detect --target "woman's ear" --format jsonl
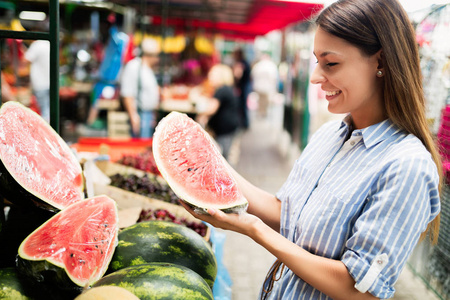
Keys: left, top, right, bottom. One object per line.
{"left": 376, "top": 49, "right": 384, "bottom": 70}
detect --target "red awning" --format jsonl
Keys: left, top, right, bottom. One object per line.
{"left": 150, "top": 1, "right": 324, "bottom": 40}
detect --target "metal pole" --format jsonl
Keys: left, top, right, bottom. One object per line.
{"left": 160, "top": 0, "right": 168, "bottom": 86}
{"left": 49, "top": 0, "right": 60, "bottom": 132}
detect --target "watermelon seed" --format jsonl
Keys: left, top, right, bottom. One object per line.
{"left": 70, "top": 253, "right": 74, "bottom": 257}
{"left": 95, "top": 245, "right": 98, "bottom": 248}
{"left": 188, "top": 168, "right": 193, "bottom": 171}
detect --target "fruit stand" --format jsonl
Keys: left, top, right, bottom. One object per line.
{"left": 0, "top": 102, "right": 234, "bottom": 299}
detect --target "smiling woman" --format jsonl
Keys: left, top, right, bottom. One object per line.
{"left": 181, "top": 1, "right": 443, "bottom": 300}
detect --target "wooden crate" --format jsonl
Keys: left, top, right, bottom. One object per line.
{"left": 93, "top": 161, "right": 210, "bottom": 240}
{"left": 107, "top": 111, "right": 131, "bottom": 138}
{"left": 94, "top": 183, "right": 209, "bottom": 240}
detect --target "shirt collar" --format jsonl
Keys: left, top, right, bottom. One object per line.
{"left": 337, "top": 115, "right": 402, "bottom": 148}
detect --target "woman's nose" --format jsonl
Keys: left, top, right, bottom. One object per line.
{"left": 310, "top": 65, "right": 325, "bottom": 84}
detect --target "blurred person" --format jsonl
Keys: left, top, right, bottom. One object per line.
{"left": 196, "top": 64, "right": 240, "bottom": 160}
{"left": 120, "top": 38, "right": 161, "bottom": 138}
{"left": 183, "top": 0, "right": 442, "bottom": 299}
{"left": 251, "top": 52, "right": 278, "bottom": 118}
{"left": 1, "top": 72, "right": 15, "bottom": 103}
{"left": 232, "top": 47, "right": 252, "bottom": 129}
{"left": 25, "top": 39, "right": 50, "bottom": 122}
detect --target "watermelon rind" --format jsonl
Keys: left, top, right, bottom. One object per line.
{"left": 108, "top": 220, "right": 217, "bottom": 288}
{"left": 93, "top": 263, "right": 214, "bottom": 300}
{"left": 16, "top": 196, "right": 119, "bottom": 292}
{"left": 0, "top": 267, "right": 33, "bottom": 299}
{"left": 152, "top": 111, "right": 248, "bottom": 214}
{"left": 16, "top": 257, "right": 84, "bottom": 299}
{"left": 0, "top": 204, "right": 54, "bottom": 268}
{"left": 75, "top": 286, "right": 140, "bottom": 300}
{"left": 0, "top": 101, "right": 84, "bottom": 212}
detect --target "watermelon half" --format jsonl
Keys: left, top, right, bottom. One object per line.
{"left": 152, "top": 111, "right": 248, "bottom": 213}
{"left": 0, "top": 101, "right": 84, "bottom": 211}
{"left": 16, "top": 195, "right": 119, "bottom": 298}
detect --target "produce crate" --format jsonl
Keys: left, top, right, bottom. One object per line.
{"left": 107, "top": 111, "right": 131, "bottom": 139}
{"left": 71, "top": 138, "right": 153, "bottom": 162}
{"left": 95, "top": 160, "right": 164, "bottom": 184}
{"left": 93, "top": 183, "right": 210, "bottom": 240}
{"left": 96, "top": 98, "right": 120, "bottom": 110}
{"left": 93, "top": 161, "right": 210, "bottom": 240}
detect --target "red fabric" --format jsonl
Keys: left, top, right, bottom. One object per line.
{"left": 437, "top": 105, "right": 450, "bottom": 182}
{"left": 123, "top": 33, "right": 135, "bottom": 64}
{"left": 152, "top": 1, "right": 324, "bottom": 40}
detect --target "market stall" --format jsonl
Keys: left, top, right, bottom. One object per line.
{"left": 0, "top": 1, "right": 325, "bottom": 299}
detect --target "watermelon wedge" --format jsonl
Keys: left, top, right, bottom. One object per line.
{"left": 0, "top": 101, "right": 84, "bottom": 211}
{"left": 152, "top": 111, "right": 248, "bottom": 213}
{"left": 16, "top": 195, "right": 119, "bottom": 297}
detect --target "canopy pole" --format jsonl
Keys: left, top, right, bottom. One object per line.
{"left": 49, "top": 0, "right": 60, "bottom": 132}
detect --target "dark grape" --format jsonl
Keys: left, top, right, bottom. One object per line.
{"left": 137, "top": 208, "right": 208, "bottom": 237}
{"left": 117, "top": 147, "right": 161, "bottom": 175}
{"left": 109, "top": 173, "right": 181, "bottom": 205}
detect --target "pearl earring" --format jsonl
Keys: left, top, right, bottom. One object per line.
{"left": 377, "top": 70, "right": 383, "bottom": 76}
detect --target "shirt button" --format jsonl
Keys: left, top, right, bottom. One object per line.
{"left": 350, "top": 141, "right": 355, "bottom": 146}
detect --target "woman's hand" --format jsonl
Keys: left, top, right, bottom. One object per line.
{"left": 180, "top": 202, "right": 262, "bottom": 237}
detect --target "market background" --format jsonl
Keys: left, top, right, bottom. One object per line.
{"left": 0, "top": 0, "right": 449, "bottom": 299}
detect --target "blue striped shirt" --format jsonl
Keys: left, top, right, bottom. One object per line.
{"left": 264, "top": 116, "right": 440, "bottom": 299}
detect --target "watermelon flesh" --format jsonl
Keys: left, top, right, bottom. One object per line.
{"left": 18, "top": 195, "right": 119, "bottom": 287}
{"left": 0, "top": 101, "right": 84, "bottom": 210}
{"left": 153, "top": 111, "right": 248, "bottom": 213}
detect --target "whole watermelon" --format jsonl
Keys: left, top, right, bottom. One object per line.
{"left": 0, "top": 267, "right": 33, "bottom": 299}
{"left": 108, "top": 220, "right": 217, "bottom": 288}
{"left": 94, "top": 263, "right": 214, "bottom": 300}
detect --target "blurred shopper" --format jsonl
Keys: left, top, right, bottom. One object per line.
{"left": 232, "top": 47, "right": 252, "bottom": 129}
{"left": 25, "top": 39, "right": 50, "bottom": 122}
{"left": 1, "top": 73, "right": 15, "bottom": 103}
{"left": 196, "top": 64, "right": 239, "bottom": 160}
{"left": 183, "top": 0, "right": 442, "bottom": 299}
{"left": 251, "top": 52, "right": 278, "bottom": 118}
{"left": 120, "top": 38, "right": 161, "bottom": 138}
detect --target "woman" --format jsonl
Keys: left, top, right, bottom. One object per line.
{"left": 196, "top": 64, "right": 240, "bottom": 160}
{"left": 184, "top": 0, "right": 442, "bottom": 299}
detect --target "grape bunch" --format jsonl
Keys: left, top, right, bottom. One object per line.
{"left": 117, "top": 148, "right": 161, "bottom": 175}
{"left": 109, "top": 173, "right": 181, "bottom": 205}
{"left": 138, "top": 208, "right": 208, "bottom": 237}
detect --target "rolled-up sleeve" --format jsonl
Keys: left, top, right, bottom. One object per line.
{"left": 341, "top": 155, "right": 440, "bottom": 299}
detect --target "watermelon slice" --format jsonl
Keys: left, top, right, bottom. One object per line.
{"left": 0, "top": 101, "right": 84, "bottom": 211}
{"left": 16, "top": 195, "right": 119, "bottom": 297}
{"left": 152, "top": 111, "right": 248, "bottom": 213}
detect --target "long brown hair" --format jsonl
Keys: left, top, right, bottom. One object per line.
{"left": 316, "top": 0, "right": 442, "bottom": 243}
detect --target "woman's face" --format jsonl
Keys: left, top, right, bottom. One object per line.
{"left": 310, "top": 27, "right": 385, "bottom": 129}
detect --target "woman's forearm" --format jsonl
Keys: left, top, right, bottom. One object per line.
{"left": 228, "top": 165, "right": 281, "bottom": 231}
{"left": 251, "top": 221, "right": 378, "bottom": 300}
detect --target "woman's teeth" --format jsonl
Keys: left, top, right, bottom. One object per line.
{"left": 326, "top": 90, "right": 341, "bottom": 96}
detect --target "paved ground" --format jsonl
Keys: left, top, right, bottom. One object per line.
{"left": 219, "top": 108, "right": 441, "bottom": 300}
